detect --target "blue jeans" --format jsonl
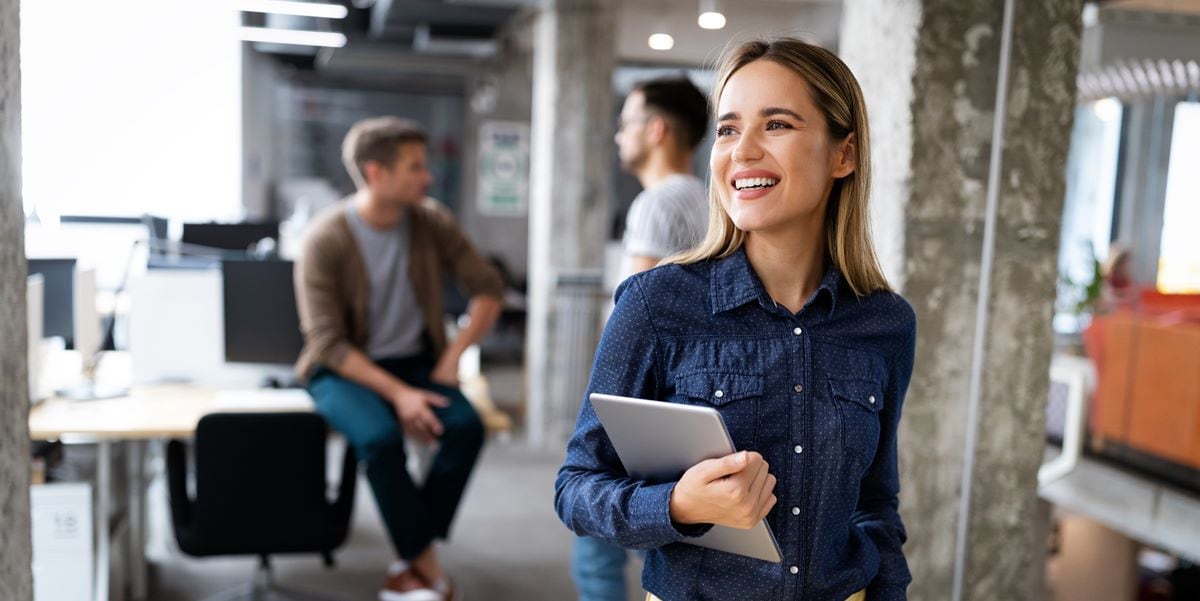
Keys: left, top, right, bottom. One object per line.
{"left": 572, "top": 535, "right": 627, "bottom": 601}
{"left": 307, "top": 356, "right": 484, "bottom": 560}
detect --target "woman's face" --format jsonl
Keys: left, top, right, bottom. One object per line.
{"left": 710, "top": 59, "right": 854, "bottom": 237}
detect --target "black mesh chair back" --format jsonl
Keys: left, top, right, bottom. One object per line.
{"left": 167, "top": 412, "right": 356, "bottom": 565}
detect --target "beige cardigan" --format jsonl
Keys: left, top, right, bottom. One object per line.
{"left": 293, "top": 199, "right": 505, "bottom": 382}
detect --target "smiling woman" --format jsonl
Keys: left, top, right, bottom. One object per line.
{"left": 555, "top": 38, "right": 916, "bottom": 601}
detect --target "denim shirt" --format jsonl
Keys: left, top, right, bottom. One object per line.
{"left": 554, "top": 248, "right": 916, "bottom": 601}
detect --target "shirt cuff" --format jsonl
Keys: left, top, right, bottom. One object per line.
{"left": 628, "top": 481, "right": 713, "bottom": 543}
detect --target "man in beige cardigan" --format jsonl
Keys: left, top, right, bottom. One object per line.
{"left": 296, "top": 117, "right": 504, "bottom": 601}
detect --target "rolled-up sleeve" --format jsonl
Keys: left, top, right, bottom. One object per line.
{"left": 854, "top": 301, "right": 916, "bottom": 600}
{"left": 554, "top": 276, "right": 710, "bottom": 549}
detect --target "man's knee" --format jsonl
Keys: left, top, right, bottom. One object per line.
{"left": 441, "top": 396, "right": 485, "bottom": 447}
{"left": 357, "top": 426, "right": 407, "bottom": 463}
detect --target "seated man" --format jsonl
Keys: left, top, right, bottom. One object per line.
{"left": 295, "top": 116, "right": 504, "bottom": 601}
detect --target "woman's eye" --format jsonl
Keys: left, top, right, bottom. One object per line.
{"left": 716, "top": 125, "right": 737, "bottom": 137}
{"left": 766, "top": 120, "right": 793, "bottom": 131}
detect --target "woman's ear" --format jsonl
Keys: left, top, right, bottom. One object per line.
{"left": 832, "top": 133, "right": 856, "bottom": 179}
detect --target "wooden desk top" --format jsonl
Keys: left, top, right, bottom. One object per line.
{"left": 29, "top": 386, "right": 314, "bottom": 441}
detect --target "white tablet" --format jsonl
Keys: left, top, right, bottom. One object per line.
{"left": 589, "top": 392, "right": 783, "bottom": 563}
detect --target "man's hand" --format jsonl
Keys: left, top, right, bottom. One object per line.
{"left": 430, "top": 349, "right": 461, "bottom": 386}
{"left": 390, "top": 385, "right": 450, "bottom": 444}
{"left": 668, "top": 451, "right": 777, "bottom": 530}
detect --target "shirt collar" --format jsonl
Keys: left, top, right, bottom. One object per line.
{"left": 710, "top": 246, "right": 841, "bottom": 317}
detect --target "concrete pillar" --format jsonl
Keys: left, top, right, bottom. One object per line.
{"left": 841, "top": 1, "right": 1083, "bottom": 600}
{"left": 0, "top": 0, "right": 34, "bottom": 597}
{"left": 525, "top": 0, "right": 615, "bottom": 447}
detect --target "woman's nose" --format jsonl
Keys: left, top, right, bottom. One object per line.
{"left": 731, "top": 131, "right": 764, "bottom": 163}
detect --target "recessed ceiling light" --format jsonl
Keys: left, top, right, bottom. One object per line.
{"left": 698, "top": 11, "right": 725, "bottom": 30}
{"left": 648, "top": 33, "right": 674, "bottom": 51}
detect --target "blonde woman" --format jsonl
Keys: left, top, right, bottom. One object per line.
{"left": 555, "top": 38, "right": 914, "bottom": 601}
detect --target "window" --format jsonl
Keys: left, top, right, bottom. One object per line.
{"left": 20, "top": 1, "right": 242, "bottom": 222}
{"left": 1157, "top": 101, "right": 1200, "bottom": 293}
{"left": 1055, "top": 98, "right": 1123, "bottom": 333}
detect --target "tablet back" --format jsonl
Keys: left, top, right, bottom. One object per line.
{"left": 590, "top": 392, "right": 783, "bottom": 563}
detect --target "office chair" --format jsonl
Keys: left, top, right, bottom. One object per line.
{"left": 167, "top": 412, "right": 357, "bottom": 601}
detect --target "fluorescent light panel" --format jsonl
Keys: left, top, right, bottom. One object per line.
{"left": 239, "top": 1, "right": 349, "bottom": 19}
{"left": 239, "top": 26, "right": 348, "bottom": 47}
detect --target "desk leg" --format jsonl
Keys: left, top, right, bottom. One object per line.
{"left": 95, "top": 440, "right": 111, "bottom": 601}
{"left": 127, "top": 440, "right": 148, "bottom": 601}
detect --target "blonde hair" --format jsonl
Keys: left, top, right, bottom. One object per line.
{"left": 669, "top": 38, "right": 891, "bottom": 297}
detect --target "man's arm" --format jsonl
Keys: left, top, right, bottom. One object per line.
{"left": 430, "top": 294, "right": 502, "bottom": 385}
{"left": 423, "top": 200, "right": 506, "bottom": 384}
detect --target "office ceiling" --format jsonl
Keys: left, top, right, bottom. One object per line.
{"left": 252, "top": 0, "right": 843, "bottom": 70}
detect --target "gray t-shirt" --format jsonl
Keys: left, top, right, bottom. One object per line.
{"left": 621, "top": 173, "right": 708, "bottom": 277}
{"left": 345, "top": 205, "right": 426, "bottom": 360}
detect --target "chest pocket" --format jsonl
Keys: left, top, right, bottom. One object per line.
{"left": 675, "top": 371, "right": 763, "bottom": 450}
{"left": 829, "top": 378, "right": 884, "bottom": 468}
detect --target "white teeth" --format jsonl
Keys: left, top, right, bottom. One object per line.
{"left": 733, "top": 177, "right": 779, "bottom": 190}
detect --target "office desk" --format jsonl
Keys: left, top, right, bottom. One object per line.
{"left": 30, "top": 379, "right": 313, "bottom": 601}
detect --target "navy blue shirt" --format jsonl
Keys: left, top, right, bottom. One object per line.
{"left": 555, "top": 248, "right": 915, "bottom": 601}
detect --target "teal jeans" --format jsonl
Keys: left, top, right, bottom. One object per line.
{"left": 307, "top": 356, "right": 484, "bottom": 560}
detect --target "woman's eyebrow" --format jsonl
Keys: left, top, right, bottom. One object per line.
{"left": 716, "top": 107, "right": 806, "bottom": 122}
{"left": 762, "top": 107, "right": 804, "bottom": 121}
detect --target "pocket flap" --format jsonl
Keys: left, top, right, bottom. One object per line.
{"left": 676, "top": 371, "right": 763, "bottom": 405}
{"left": 829, "top": 379, "right": 883, "bottom": 412}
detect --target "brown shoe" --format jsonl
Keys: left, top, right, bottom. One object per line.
{"left": 430, "top": 577, "right": 462, "bottom": 601}
{"left": 379, "top": 568, "right": 440, "bottom": 601}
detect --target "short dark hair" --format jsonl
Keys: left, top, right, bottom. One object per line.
{"left": 341, "top": 116, "right": 428, "bottom": 188}
{"left": 633, "top": 76, "right": 709, "bottom": 150}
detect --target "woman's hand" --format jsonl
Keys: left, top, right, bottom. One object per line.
{"left": 668, "top": 451, "right": 778, "bottom": 530}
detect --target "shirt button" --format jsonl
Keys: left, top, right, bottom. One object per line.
{"left": 792, "top": 327, "right": 803, "bottom": 335}
{"left": 793, "top": 384, "right": 803, "bottom": 393}
{"left": 793, "top": 445, "right": 803, "bottom": 454}
{"left": 869, "top": 395, "right": 876, "bottom": 404}
{"left": 791, "top": 506, "right": 800, "bottom": 515}
{"left": 789, "top": 565, "right": 799, "bottom": 575}
{"left": 714, "top": 390, "right": 724, "bottom": 399}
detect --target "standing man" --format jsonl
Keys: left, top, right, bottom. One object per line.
{"left": 296, "top": 116, "right": 504, "bottom": 601}
{"left": 572, "top": 77, "right": 710, "bottom": 601}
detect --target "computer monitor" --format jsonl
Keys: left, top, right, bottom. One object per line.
{"left": 221, "top": 259, "right": 303, "bottom": 365}
{"left": 27, "top": 258, "right": 76, "bottom": 347}
{"left": 183, "top": 221, "right": 279, "bottom": 253}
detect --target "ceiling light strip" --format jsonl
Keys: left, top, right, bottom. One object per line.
{"left": 238, "top": 26, "right": 348, "bottom": 47}
{"left": 239, "top": 0, "right": 349, "bottom": 20}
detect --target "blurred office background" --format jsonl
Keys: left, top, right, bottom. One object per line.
{"left": 2, "top": 1, "right": 1200, "bottom": 600}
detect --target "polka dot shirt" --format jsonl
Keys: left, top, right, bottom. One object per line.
{"left": 554, "top": 247, "right": 916, "bottom": 601}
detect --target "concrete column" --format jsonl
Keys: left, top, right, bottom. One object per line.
{"left": 841, "top": 1, "right": 1083, "bottom": 600}
{"left": 525, "top": 0, "right": 615, "bottom": 447}
{"left": 0, "top": 0, "right": 34, "bottom": 597}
